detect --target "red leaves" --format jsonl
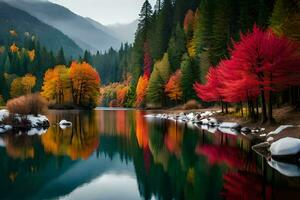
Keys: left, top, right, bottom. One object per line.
{"left": 194, "top": 26, "right": 300, "bottom": 103}
{"left": 194, "top": 67, "right": 223, "bottom": 102}
{"left": 143, "top": 42, "right": 152, "bottom": 78}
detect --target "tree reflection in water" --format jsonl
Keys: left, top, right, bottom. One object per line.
{"left": 0, "top": 109, "right": 299, "bottom": 200}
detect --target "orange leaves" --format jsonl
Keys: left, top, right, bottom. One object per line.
{"left": 41, "top": 65, "right": 70, "bottom": 103}
{"left": 70, "top": 61, "right": 101, "bottom": 106}
{"left": 135, "top": 111, "right": 149, "bottom": 149}
{"left": 27, "top": 50, "right": 35, "bottom": 61}
{"left": 165, "top": 70, "right": 182, "bottom": 101}
{"left": 99, "top": 78, "right": 131, "bottom": 107}
{"left": 116, "top": 86, "right": 129, "bottom": 106}
{"left": 42, "top": 61, "right": 101, "bottom": 107}
{"left": 135, "top": 75, "right": 149, "bottom": 107}
{"left": 10, "top": 43, "right": 19, "bottom": 53}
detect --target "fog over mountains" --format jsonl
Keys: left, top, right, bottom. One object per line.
{"left": 4, "top": 0, "right": 137, "bottom": 53}
{"left": 0, "top": 1, "right": 82, "bottom": 57}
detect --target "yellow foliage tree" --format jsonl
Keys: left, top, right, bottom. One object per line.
{"left": 21, "top": 74, "right": 36, "bottom": 94}
{"left": 10, "top": 78, "right": 24, "bottom": 98}
{"left": 41, "top": 65, "right": 71, "bottom": 104}
{"left": 10, "top": 74, "right": 37, "bottom": 98}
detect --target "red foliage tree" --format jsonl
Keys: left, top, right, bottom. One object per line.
{"left": 194, "top": 26, "right": 300, "bottom": 121}
{"left": 143, "top": 42, "right": 152, "bottom": 78}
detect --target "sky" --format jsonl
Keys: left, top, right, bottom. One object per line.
{"left": 49, "top": 0, "right": 156, "bottom": 25}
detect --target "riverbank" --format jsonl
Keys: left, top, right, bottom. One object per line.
{"left": 162, "top": 106, "right": 299, "bottom": 131}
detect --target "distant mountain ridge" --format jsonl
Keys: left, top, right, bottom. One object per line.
{"left": 6, "top": 0, "right": 122, "bottom": 53}
{"left": 0, "top": 1, "right": 82, "bottom": 57}
{"left": 86, "top": 18, "right": 138, "bottom": 43}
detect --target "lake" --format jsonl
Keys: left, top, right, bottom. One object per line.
{"left": 0, "top": 109, "right": 300, "bottom": 200}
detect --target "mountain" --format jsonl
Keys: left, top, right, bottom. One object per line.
{"left": 86, "top": 18, "right": 138, "bottom": 44}
{"left": 106, "top": 20, "right": 139, "bottom": 43}
{"left": 6, "top": 0, "right": 121, "bottom": 53}
{"left": 0, "top": 1, "right": 82, "bottom": 57}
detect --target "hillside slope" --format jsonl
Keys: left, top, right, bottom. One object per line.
{"left": 7, "top": 0, "right": 121, "bottom": 52}
{"left": 0, "top": 1, "right": 82, "bottom": 57}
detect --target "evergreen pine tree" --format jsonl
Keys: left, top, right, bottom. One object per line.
{"left": 180, "top": 54, "right": 198, "bottom": 102}
{"left": 56, "top": 47, "right": 66, "bottom": 65}
{"left": 147, "top": 53, "right": 170, "bottom": 106}
{"left": 167, "top": 23, "right": 186, "bottom": 71}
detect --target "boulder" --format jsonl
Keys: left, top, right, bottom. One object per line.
{"left": 59, "top": 120, "right": 72, "bottom": 129}
{"left": 219, "top": 122, "right": 241, "bottom": 130}
{"left": 267, "top": 125, "right": 294, "bottom": 136}
{"left": 0, "top": 109, "right": 9, "bottom": 122}
{"left": 270, "top": 137, "right": 300, "bottom": 156}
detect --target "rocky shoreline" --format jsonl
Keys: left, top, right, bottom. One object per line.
{"left": 0, "top": 109, "right": 50, "bottom": 135}
{"left": 146, "top": 110, "right": 300, "bottom": 176}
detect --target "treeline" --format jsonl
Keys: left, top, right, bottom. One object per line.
{"left": 100, "top": 0, "right": 295, "bottom": 109}
{"left": 0, "top": 30, "right": 71, "bottom": 103}
{"left": 99, "top": 0, "right": 300, "bottom": 123}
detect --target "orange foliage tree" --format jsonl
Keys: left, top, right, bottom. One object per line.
{"left": 165, "top": 70, "right": 182, "bottom": 102}
{"left": 135, "top": 75, "right": 149, "bottom": 107}
{"left": 10, "top": 43, "right": 19, "bottom": 53}
{"left": 116, "top": 86, "right": 130, "bottom": 106}
{"left": 69, "top": 61, "right": 101, "bottom": 107}
{"left": 42, "top": 62, "right": 100, "bottom": 107}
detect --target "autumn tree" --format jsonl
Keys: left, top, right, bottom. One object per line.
{"left": 41, "top": 65, "right": 71, "bottom": 104}
{"left": 136, "top": 75, "right": 149, "bottom": 107}
{"left": 21, "top": 74, "right": 36, "bottom": 94}
{"left": 143, "top": 42, "right": 152, "bottom": 78}
{"left": 69, "top": 61, "right": 101, "bottom": 107}
{"left": 10, "top": 78, "right": 24, "bottom": 98}
{"left": 165, "top": 70, "right": 182, "bottom": 102}
{"left": 10, "top": 74, "right": 37, "bottom": 98}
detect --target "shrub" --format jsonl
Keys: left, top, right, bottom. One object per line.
{"left": 6, "top": 93, "right": 48, "bottom": 116}
{"left": 182, "top": 100, "right": 201, "bottom": 110}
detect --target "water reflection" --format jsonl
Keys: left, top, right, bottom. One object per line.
{"left": 0, "top": 109, "right": 299, "bottom": 200}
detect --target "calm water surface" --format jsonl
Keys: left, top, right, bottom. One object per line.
{"left": 0, "top": 109, "right": 300, "bottom": 200}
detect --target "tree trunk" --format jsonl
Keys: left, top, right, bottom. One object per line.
{"left": 261, "top": 90, "right": 268, "bottom": 123}
{"left": 268, "top": 91, "right": 275, "bottom": 123}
